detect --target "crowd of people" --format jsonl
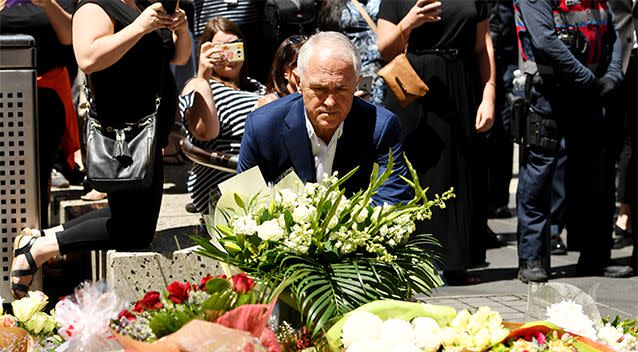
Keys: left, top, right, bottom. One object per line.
{"left": 1, "top": 0, "right": 636, "bottom": 299}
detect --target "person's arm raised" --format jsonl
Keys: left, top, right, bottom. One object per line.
{"left": 32, "top": 0, "right": 72, "bottom": 45}
{"left": 73, "top": 2, "right": 172, "bottom": 74}
{"left": 168, "top": 4, "right": 192, "bottom": 65}
{"left": 180, "top": 42, "right": 223, "bottom": 141}
{"left": 377, "top": 0, "right": 441, "bottom": 61}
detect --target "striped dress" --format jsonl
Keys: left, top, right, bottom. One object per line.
{"left": 193, "top": 0, "right": 266, "bottom": 38}
{"left": 179, "top": 78, "right": 265, "bottom": 213}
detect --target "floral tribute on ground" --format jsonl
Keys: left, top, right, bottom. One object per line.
{"left": 194, "top": 153, "right": 455, "bottom": 336}
{"left": 110, "top": 273, "right": 280, "bottom": 350}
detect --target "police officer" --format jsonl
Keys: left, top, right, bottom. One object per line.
{"left": 514, "top": 0, "right": 634, "bottom": 282}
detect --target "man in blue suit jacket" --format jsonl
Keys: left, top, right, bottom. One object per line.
{"left": 237, "top": 32, "right": 411, "bottom": 205}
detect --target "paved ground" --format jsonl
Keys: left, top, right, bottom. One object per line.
{"left": 157, "top": 156, "right": 638, "bottom": 322}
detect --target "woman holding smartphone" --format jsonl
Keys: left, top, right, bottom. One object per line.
{"left": 179, "top": 17, "right": 265, "bottom": 214}
{"left": 9, "top": 0, "right": 191, "bottom": 298}
{"left": 378, "top": 0, "right": 496, "bottom": 285}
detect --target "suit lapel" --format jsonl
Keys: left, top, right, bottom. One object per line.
{"left": 282, "top": 99, "right": 316, "bottom": 182}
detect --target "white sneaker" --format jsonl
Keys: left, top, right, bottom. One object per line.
{"left": 51, "top": 169, "right": 70, "bottom": 188}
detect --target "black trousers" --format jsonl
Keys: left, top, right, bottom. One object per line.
{"left": 38, "top": 88, "right": 66, "bottom": 228}
{"left": 56, "top": 158, "right": 164, "bottom": 254}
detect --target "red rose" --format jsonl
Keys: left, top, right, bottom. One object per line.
{"left": 166, "top": 281, "right": 191, "bottom": 304}
{"left": 132, "top": 301, "right": 144, "bottom": 313}
{"left": 231, "top": 273, "right": 255, "bottom": 294}
{"left": 140, "top": 290, "right": 163, "bottom": 311}
{"left": 118, "top": 309, "right": 136, "bottom": 321}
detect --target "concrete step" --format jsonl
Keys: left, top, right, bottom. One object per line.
{"left": 106, "top": 245, "right": 225, "bottom": 298}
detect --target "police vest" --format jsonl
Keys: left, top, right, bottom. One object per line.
{"left": 514, "top": 0, "right": 611, "bottom": 75}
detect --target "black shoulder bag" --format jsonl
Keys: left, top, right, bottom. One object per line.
{"left": 84, "top": 84, "right": 160, "bottom": 193}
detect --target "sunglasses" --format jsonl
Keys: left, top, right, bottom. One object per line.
{"left": 287, "top": 35, "right": 308, "bottom": 44}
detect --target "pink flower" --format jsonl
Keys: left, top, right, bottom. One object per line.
{"left": 231, "top": 273, "right": 255, "bottom": 294}
{"left": 535, "top": 332, "right": 546, "bottom": 345}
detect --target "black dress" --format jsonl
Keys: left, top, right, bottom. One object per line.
{"left": 378, "top": 0, "right": 489, "bottom": 271}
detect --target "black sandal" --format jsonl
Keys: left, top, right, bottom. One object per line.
{"left": 10, "top": 235, "right": 39, "bottom": 299}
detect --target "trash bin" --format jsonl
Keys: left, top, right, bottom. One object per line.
{"left": 0, "top": 34, "right": 42, "bottom": 301}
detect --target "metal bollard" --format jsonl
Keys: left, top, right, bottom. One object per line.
{"left": 0, "top": 34, "right": 42, "bottom": 301}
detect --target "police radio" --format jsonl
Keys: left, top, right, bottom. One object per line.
{"left": 556, "top": 12, "right": 589, "bottom": 62}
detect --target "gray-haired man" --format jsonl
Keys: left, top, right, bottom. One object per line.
{"left": 238, "top": 31, "right": 412, "bottom": 205}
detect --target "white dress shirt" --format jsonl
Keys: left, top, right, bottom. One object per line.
{"left": 304, "top": 112, "right": 344, "bottom": 182}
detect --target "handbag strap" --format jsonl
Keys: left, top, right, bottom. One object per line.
{"left": 350, "top": 0, "right": 377, "bottom": 33}
{"left": 350, "top": 0, "right": 408, "bottom": 55}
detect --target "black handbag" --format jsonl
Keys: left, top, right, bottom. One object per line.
{"left": 85, "top": 95, "right": 159, "bottom": 193}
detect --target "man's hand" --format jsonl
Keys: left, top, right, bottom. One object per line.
{"left": 596, "top": 77, "right": 617, "bottom": 98}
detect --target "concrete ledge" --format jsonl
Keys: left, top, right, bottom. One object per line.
{"left": 105, "top": 245, "right": 225, "bottom": 296}
{"left": 58, "top": 198, "right": 108, "bottom": 225}
{"left": 49, "top": 185, "right": 85, "bottom": 226}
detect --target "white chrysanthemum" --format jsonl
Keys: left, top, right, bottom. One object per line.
{"left": 379, "top": 319, "right": 416, "bottom": 348}
{"left": 256, "top": 219, "right": 285, "bottom": 241}
{"left": 232, "top": 215, "right": 257, "bottom": 235}
{"left": 546, "top": 300, "right": 597, "bottom": 340}
{"left": 412, "top": 317, "right": 442, "bottom": 352}
{"left": 342, "top": 311, "right": 383, "bottom": 348}
{"left": 346, "top": 340, "right": 383, "bottom": 352}
{"left": 597, "top": 323, "right": 624, "bottom": 346}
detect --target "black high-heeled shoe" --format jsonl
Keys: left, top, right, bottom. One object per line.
{"left": 613, "top": 225, "right": 633, "bottom": 249}
{"left": 614, "top": 224, "right": 632, "bottom": 237}
{"left": 10, "top": 234, "right": 40, "bottom": 299}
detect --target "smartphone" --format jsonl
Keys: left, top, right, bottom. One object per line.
{"left": 160, "top": 0, "right": 177, "bottom": 14}
{"left": 357, "top": 75, "right": 373, "bottom": 95}
{"left": 217, "top": 42, "right": 245, "bottom": 63}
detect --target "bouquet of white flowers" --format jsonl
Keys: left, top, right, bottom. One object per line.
{"left": 195, "top": 153, "right": 454, "bottom": 336}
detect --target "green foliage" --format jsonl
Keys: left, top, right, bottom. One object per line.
{"left": 603, "top": 315, "right": 638, "bottom": 337}
{"left": 149, "top": 308, "right": 195, "bottom": 337}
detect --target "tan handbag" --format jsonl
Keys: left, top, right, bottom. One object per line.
{"left": 351, "top": 0, "right": 429, "bottom": 107}
{"left": 378, "top": 53, "right": 429, "bottom": 107}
